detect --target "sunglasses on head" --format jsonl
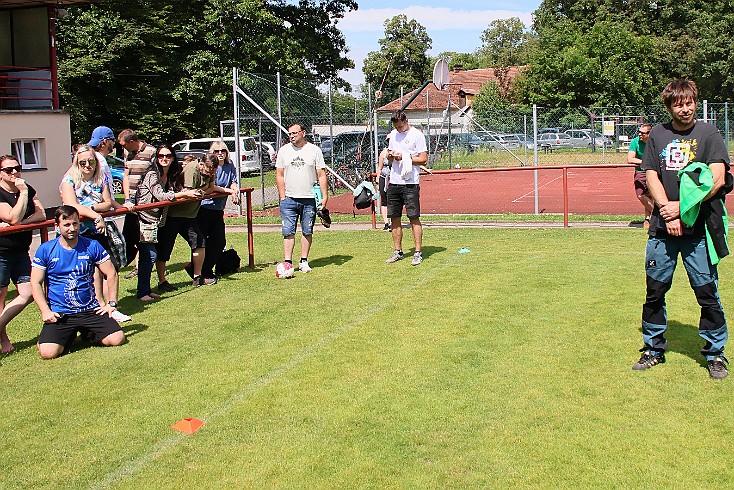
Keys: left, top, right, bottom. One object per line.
{"left": 1, "top": 165, "right": 21, "bottom": 174}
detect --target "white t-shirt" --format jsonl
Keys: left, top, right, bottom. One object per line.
{"left": 388, "top": 126, "right": 427, "bottom": 184}
{"left": 276, "top": 142, "right": 326, "bottom": 198}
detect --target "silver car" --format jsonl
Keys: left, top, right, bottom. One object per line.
{"left": 537, "top": 132, "right": 573, "bottom": 149}
{"left": 564, "top": 129, "right": 611, "bottom": 148}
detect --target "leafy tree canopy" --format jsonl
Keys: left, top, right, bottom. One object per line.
{"left": 56, "top": 0, "right": 357, "bottom": 143}
{"left": 362, "top": 14, "right": 432, "bottom": 104}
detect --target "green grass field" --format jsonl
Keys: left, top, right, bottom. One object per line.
{"left": 2, "top": 227, "right": 734, "bottom": 488}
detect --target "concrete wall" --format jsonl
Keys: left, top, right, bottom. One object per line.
{"left": 0, "top": 110, "right": 71, "bottom": 210}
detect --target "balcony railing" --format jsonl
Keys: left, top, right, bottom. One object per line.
{"left": 0, "top": 65, "right": 56, "bottom": 110}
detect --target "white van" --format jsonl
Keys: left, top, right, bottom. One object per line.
{"left": 171, "top": 137, "right": 259, "bottom": 175}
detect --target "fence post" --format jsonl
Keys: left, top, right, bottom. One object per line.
{"left": 276, "top": 72, "right": 282, "bottom": 150}
{"left": 532, "top": 104, "right": 538, "bottom": 214}
{"left": 232, "top": 67, "right": 243, "bottom": 216}
{"left": 563, "top": 166, "right": 569, "bottom": 227}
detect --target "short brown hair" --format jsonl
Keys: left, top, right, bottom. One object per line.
{"left": 54, "top": 205, "right": 79, "bottom": 224}
{"left": 662, "top": 79, "right": 698, "bottom": 109}
{"left": 390, "top": 110, "right": 408, "bottom": 123}
{"left": 117, "top": 129, "right": 139, "bottom": 143}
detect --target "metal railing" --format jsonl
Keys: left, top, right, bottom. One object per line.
{"left": 0, "top": 66, "right": 56, "bottom": 109}
{"left": 0, "top": 187, "right": 256, "bottom": 267}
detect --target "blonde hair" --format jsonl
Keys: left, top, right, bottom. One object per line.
{"left": 209, "top": 140, "right": 228, "bottom": 153}
{"left": 70, "top": 144, "right": 104, "bottom": 188}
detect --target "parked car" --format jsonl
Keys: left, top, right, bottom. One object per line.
{"left": 538, "top": 127, "right": 563, "bottom": 134}
{"left": 320, "top": 138, "right": 333, "bottom": 160}
{"left": 172, "top": 137, "right": 259, "bottom": 175}
{"left": 330, "top": 130, "right": 387, "bottom": 164}
{"left": 109, "top": 165, "right": 124, "bottom": 195}
{"left": 537, "top": 132, "right": 573, "bottom": 149}
{"left": 256, "top": 141, "right": 277, "bottom": 170}
{"left": 564, "top": 129, "right": 612, "bottom": 148}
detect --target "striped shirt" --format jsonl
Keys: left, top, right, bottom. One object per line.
{"left": 124, "top": 142, "right": 155, "bottom": 199}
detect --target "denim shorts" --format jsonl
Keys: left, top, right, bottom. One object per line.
{"left": 280, "top": 197, "right": 316, "bottom": 236}
{"left": 0, "top": 251, "right": 31, "bottom": 288}
{"left": 387, "top": 184, "right": 421, "bottom": 219}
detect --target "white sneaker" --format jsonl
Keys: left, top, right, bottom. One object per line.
{"left": 299, "top": 261, "right": 312, "bottom": 273}
{"left": 411, "top": 253, "right": 423, "bottom": 266}
{"left": 110, "top": 310, "right": 132, "bottom": 323}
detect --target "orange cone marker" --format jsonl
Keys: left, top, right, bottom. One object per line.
{"left": 172, "top": 418, "right": 204, "bottom": 434}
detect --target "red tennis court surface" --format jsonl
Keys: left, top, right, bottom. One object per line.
{"left": 326, "top": 166, "right": 642, "bottom": 216}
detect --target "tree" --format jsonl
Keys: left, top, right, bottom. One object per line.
{"left": 476, "top": 18, "right": 531, "bottom": 68}
{"left": 527, "top": 0, "right": 733, "bottom": 103}
{"left": 362, "top": 15, "right": 432, "bottom": 104}
{"left": 56, "top": 0, "right": 357, "bottom": 143}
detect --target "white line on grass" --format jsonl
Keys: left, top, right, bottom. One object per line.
{"left": 89, "top": 254, "right": 461, "bottom": 489}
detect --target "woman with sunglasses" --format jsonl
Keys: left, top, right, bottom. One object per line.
{"left": 61, "top": 144, "right": 116, "bottom": 308}
{"left": 0, "top": 155, "right": 46, "bottom": 353}
{"left": 196, "top": 141, "right": 240, "bottom": 280}
{"left": 133, "top": 145, "right": 201, "bottom": 301}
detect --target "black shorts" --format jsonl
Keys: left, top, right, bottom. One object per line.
{"left": 379, "top": 175, "right": 389, "bottom": 204}
{"left": 38, "top": 310, "right": 122, "bottom": 349}
{"left": 387, "top": 184, "right": 420, "bottom": 219}
{"left": 156, "top": 216, "right": 206, "bottom": 262}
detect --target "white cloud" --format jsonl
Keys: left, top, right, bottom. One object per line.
{"left": 340, "top": 6, "right": 533, "bottom": 32}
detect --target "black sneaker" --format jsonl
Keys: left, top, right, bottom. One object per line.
{"left": 708, "top": 356, "right": 729, "bottom": 380}
{"left": 383, "top": 223, "right": 391, "bottom": 231}
{"left": 157, "top": 280, "right": 177, "bottom": 293}
{"left": 632, "top": 350, "right": 665, "bottom": 370}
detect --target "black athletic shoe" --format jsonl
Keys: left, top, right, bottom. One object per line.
{"left": 157, "top": 280, "right": 177, "bottom": 293}
{"left": 708, "top": 356, "right": 729, "bottom": 380}
{"left": 632, "top": 350, "right": 665, "bottom": 370}
{"left": 193, "top": 275, "right": 217, "bottom": 287}
{"left": 383, "top": 223, "right": 391, "bottom": 231}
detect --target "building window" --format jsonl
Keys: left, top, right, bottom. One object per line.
{"left": 11, "top": 139, "right": 43, "bottom": 169}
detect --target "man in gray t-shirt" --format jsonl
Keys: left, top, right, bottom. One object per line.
{"left": 275, "top": 123, "right": 328, "bottom": 273}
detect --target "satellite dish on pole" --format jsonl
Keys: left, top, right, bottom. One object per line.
{"left": 432, "top": 58, "right": 450, "bottom": 91}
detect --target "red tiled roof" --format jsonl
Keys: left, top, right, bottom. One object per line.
{"left": 377, "top": 66, "right": 523, "bottom": 112}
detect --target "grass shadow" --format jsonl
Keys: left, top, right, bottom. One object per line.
{"left": 664, "top": 320, "right": 707, "bottom": 368}
{"left": 66, "top": 323, "right": 149, "bottom": 356}
{"left": 309, "top": 255, "right": 353, "bottom": 268}
{"left": 407, "top": 245, "right": 447, "bottom": 260}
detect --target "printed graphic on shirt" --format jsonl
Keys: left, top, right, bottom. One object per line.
{"left": 661, "top": 138, "right": 697, "bottom": 171}
{"left": 289, "top": 156, "right": 306, "bottom": 168}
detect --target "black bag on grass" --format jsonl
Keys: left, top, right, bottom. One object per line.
{"left": 216, "top": 247, "right": 241, "bottom": 275}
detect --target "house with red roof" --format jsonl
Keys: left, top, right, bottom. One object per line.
{"left": 376, "top": 65, "right": 523, "bottom": 135}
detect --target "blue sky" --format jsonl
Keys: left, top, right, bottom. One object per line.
{"left": 338, "top": 0, "right": 542, "bottom": 89}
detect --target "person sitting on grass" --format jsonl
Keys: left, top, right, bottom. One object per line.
{"left": 30, "top": 206, "right": 125, "bottom": 360}
{"left": 0, "top": 155, "right": 46, "bottom": 354}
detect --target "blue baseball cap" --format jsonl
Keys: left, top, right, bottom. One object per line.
{"left": 88, "top": 126, "right": 115, "bottom": 147}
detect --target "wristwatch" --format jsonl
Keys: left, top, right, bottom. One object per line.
{"left": 108, "top": 301, "right": 118, "bottom": 308}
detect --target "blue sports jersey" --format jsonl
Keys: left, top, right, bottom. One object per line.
{"left": 32, "top": 236, "right": 110, "bottom": 314}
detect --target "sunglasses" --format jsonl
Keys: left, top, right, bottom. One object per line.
{"left": 212, "top": 149, "right": 227, "bottom": 154}
{"left": 288, "top": 130, "right": 304, "bottom": 136}
{"left": 78, "top": 159, "right": 97, "bottom": 167}
{"left": 1, "top": 165, "right": 21, "bottom": 174}
{"left": 639, "top": 131, "right": 650, "bottom": 135}
{"left": 158, "top": 153, "right": 174, "bottom": 159}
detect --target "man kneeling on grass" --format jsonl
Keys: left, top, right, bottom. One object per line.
{"left": 31, "top": 205, "right": 125, "bottom": 359}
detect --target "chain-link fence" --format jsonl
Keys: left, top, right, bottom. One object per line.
{"left": 225, "top": 69, "right": 377, "bottom": 210}
{"left": 225, "top": 69, "right": 733, "bottom": 211}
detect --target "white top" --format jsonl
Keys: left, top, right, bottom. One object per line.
{"left": 276, "top": 142, "right": 326, "bottom": 198}
{"left": 388, "top": 126, "right": 426, "bottom": 184}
